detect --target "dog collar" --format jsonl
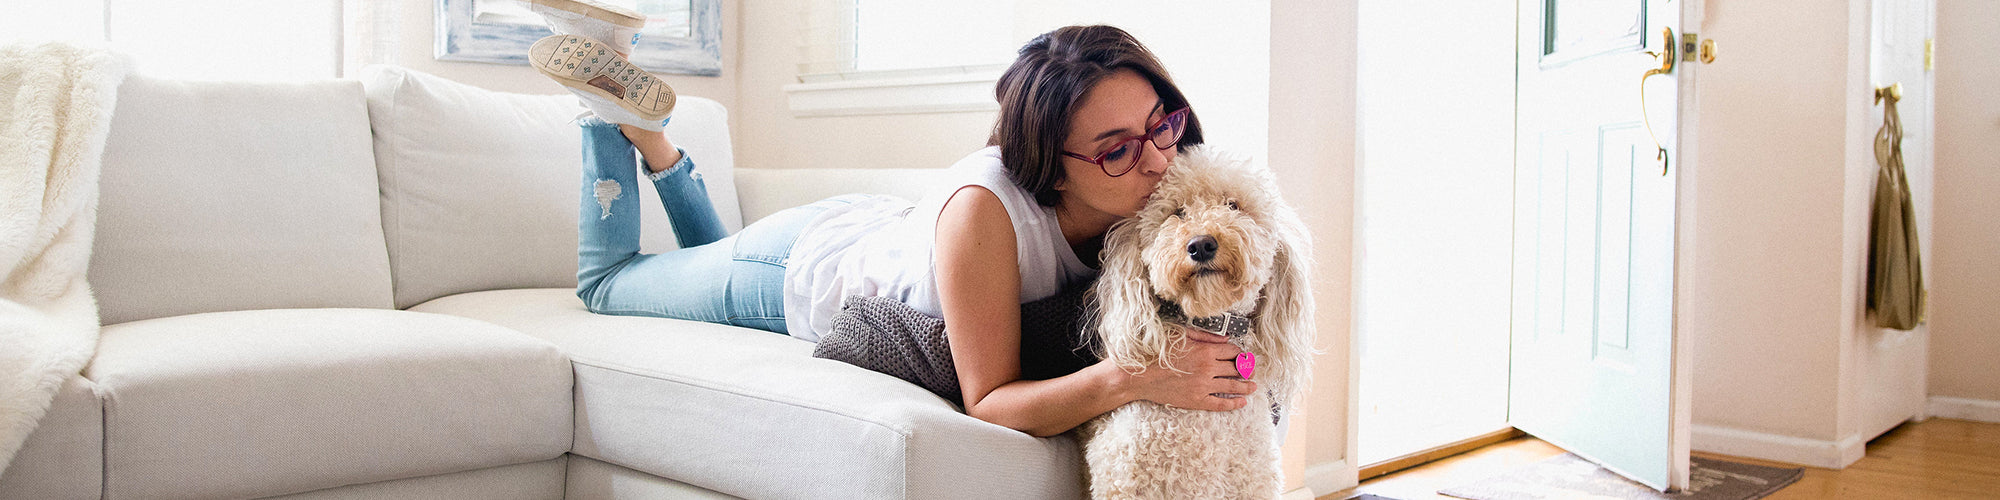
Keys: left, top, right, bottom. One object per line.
{"left": 1156, "top": 301, "right": 1253, "bottom": 339}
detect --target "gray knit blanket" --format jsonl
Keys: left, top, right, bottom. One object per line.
{"left": 812, "top": 280, "right": 1098, "bottom": 405}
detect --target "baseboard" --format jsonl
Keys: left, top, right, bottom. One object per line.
{"left": 1691, "top": 424, "right": 1865, "bottom": 469}
{"left": 1281, "top": 486, "right": 1317, "bottom": 500}
{"left": 1303, "top": 459, "right": 1357, "bottom": 498}
{"left": 1928, "top": 396, "right": 2000, "bottom": 423}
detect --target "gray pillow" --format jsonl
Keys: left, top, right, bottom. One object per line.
{"left": 812, "top": 280, "right": 1098, "bottom": 405}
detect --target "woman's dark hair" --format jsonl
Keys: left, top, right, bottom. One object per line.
{"left": 989, "top": 25, "right": 1203, "bottom": 207}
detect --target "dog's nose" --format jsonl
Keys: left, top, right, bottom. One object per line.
{"left": 1187, "top": 235, "right": 1218, "bottom": 263}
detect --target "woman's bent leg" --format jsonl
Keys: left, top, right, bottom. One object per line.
{"left": 575, "top": 118, "right": 730, "bottom": 322}
{"left": 641, "top": 146, "right": 729, "bottom": 248}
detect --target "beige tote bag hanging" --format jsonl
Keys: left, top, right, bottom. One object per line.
{"left": 1867, "top": 89, "right": 1925, "bottom": 331}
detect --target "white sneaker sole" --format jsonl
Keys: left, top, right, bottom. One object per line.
{"left": 530, "top": 0, "right": 645, "bottom": 28}
{"left": 530, "top": 35, "right": 676, "bottom": 121}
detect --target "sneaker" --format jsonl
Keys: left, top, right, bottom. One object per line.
{"left": 530, "top": 34, "right": 677, "bottom": 127}
{"left": 530, "top": 0, "right": 647, "bottom": 56}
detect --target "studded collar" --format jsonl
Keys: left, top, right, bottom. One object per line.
{"left": 1157, "top": 300, "right": 1254, "bottom": 340}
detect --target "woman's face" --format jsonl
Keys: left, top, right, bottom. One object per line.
{"left": 1057, "top": 68, "right": 1176, "bottom": 223}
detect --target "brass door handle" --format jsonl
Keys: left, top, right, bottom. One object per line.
{"left": 1641, "top": 27, "right": 1675, "bottom": 175}
{"left": 1644, "top": 27, "right": 1677, "bottom": 76}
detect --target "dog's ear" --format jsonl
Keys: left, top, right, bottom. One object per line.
{"left": 1249, "top": 189, "right": 1318, "bottom": 407}
{"left": 1091, "top": 216, "right": 1177, "bottom": 375}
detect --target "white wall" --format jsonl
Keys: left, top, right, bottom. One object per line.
{"left": 1930, "top": 0, "right": 2000, "bottom": 407}
{"left": 734, "top": 0, "right": 1267, "bottom": 171}
{"left": 1688, "top": 0, "right": 1853, "bottom": 442}
{"left": 1270, "top": 0, "right": 1359, "bottom": 494}
{"left": 345, "top": 0, "right": 737, "bottom": 113}
{"left": 1689, "top": 0, "right": 1963, "bottom": 466}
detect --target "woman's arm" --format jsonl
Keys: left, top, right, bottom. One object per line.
{"left": 935, "top": 187, "right": 1255, "bottom": 437}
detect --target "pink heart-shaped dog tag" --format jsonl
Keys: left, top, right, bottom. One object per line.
{"left": 1236, "top": 352, "right": 1256, "bottom": 379}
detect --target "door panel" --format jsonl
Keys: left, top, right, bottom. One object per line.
{"left": 1510, "top": 0, "right": 1689, "bottom": 491}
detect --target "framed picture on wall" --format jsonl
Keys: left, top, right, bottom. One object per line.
{"left": 436, "top": 0, "right": 721, "bottom": 76}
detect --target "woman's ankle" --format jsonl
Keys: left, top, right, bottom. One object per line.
{"left": 620, "top": 124, "right": 685, "bottom": 172}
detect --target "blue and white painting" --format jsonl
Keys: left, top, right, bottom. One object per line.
{"left": 436, "top": 0, "right": 722, "bottom": 76}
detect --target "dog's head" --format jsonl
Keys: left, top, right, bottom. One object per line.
{"left": 1091, "top": 146, "right": 1316, "bottom": 404}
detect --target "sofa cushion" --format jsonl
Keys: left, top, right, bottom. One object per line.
{"left": 260, "top": 457, "right": 567, "bottom": 500}
{"left": 91, "top": 75, "right": 394, "bottom": 325}
{"left": 411, "top": 289, "right": 1085, "bottom": 500}
{"left": 359, "top": 66, "right": 742, "bottom": 309}
{"left": 0, "top": 376, "right": 100, "bottom": 500}
{"left": 85, "top": 308, "right": 572, "bottom": 500}
{"left": 564, "top": 455, "right": 739, "bottom": 500}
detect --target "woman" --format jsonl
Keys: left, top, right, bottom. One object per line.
{"left": 529, "top": 1, "right": 1255, "bottom": 438}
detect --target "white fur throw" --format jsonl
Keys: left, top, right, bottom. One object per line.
{"left": 0, "top": 41, "right": 127, "bottom": 475}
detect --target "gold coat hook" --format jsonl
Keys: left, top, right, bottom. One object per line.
{"left": 1875, "top": 83, "right": 1903, "bottom": 105}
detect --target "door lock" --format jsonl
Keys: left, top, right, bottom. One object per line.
{"left": 1681, "top": 33, "right": 1717, "bottom": 64}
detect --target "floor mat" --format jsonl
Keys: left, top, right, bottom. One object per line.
{"left": 1439, "top": 453, "right": 1803, "bottom": 500}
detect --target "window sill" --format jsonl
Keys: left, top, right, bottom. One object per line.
{"left": 782, "top": 70, "right": 1002, "bottom": 117}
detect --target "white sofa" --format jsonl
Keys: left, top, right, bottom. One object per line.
{"left": 0, "top": 66, "right": 1085, "bottom": 500}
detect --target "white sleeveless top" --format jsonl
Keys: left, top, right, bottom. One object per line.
{"left": 782, "top": 146, "right": 1099, "bottom": 342}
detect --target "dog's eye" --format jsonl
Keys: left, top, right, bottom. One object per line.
{"left": 1227, "top": 200, "right": 1240, "bottom": 211}
{"left": 1172, "top": 207, "right": 1186, "bottom": 219}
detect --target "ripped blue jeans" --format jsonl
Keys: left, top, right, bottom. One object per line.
{"left": 573, "top": 117, "right": 834, "bottom": 335}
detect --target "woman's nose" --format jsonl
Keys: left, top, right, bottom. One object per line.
{"left": 1136, "top": 144, "right": 1173, "bottom": 176}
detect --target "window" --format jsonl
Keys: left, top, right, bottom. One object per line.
{"left": 788, "top": 0, "right": 1022, "bottom": 116}
{"left": 799, "top": 0, "right": 1015, "bottom": 81}
{"left": 8, "top": 0, "right": 339, "bottom": 81}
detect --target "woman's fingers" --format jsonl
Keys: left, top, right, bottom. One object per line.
{"left": 1203, "top": 342, "right": 1244, "bottom": 363}
{"left": 1214, "top": 358, "right": 1244, "bottom": 378}
{"left": 1209, "top": 377, "right": 1257, "bottom": 395}
{"left": 1178, "top": 395, "right": 1244, "bottom": 412}
{"left": 1228, "top": 378, "right": 1258, "bottom": 396}
{"left": 1210, "top": 394, "right": 1250, "bottom": 410}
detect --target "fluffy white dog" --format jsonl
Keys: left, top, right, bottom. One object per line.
{"left": 1079, "top": 146, "right": 1316, "bottom": 500}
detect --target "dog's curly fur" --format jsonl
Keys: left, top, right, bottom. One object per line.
{"left": 1079, "top": 146, "right": 1316, "bottom": 499}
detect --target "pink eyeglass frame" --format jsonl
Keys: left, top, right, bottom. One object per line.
{"left": 1061, "top": 106, "right": 1191, "bottom": 177}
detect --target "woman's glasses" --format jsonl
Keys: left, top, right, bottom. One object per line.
{"left": 1062, "top": 107, "right": 1190, "bottom": 177}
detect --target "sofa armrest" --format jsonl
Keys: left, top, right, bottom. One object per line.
{"left": 733, "top": 168, "right": 949, "bottom": 223}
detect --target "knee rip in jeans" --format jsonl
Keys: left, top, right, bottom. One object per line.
{"left": 593, "top": 179, "right": 622, "bottom": 219}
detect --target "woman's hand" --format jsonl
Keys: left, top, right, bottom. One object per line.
{"left": 1120, "top": 329, "right": 1258, "bottom": 411}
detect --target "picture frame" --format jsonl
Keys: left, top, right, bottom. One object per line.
{"left": 435, "top": 0, "right": 721, "bottom": 76}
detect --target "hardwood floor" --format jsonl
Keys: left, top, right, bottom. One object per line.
{"left": 1321, "top": 418, "right": 2000, "bottom": 500}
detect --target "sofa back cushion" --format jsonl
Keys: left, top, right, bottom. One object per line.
{"left": 359, "top": 66, "right": 741, "bottom": 309}
{"left": 91, "top": 75, "right": 395, "bottom": 325}
{"left": 734, "top": 168, "right": 950, "bottom": 224}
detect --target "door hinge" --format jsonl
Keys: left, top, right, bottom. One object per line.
{"left": 1925, "top": 38, "right": 1934, "bottom": 72}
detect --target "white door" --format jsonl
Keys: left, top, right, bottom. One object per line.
{"left": 1858, "top": 0, "right": 1933, "bottom": 442}
{"left": 1509, "top": 0, "right": 1696, "bottom": 491}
